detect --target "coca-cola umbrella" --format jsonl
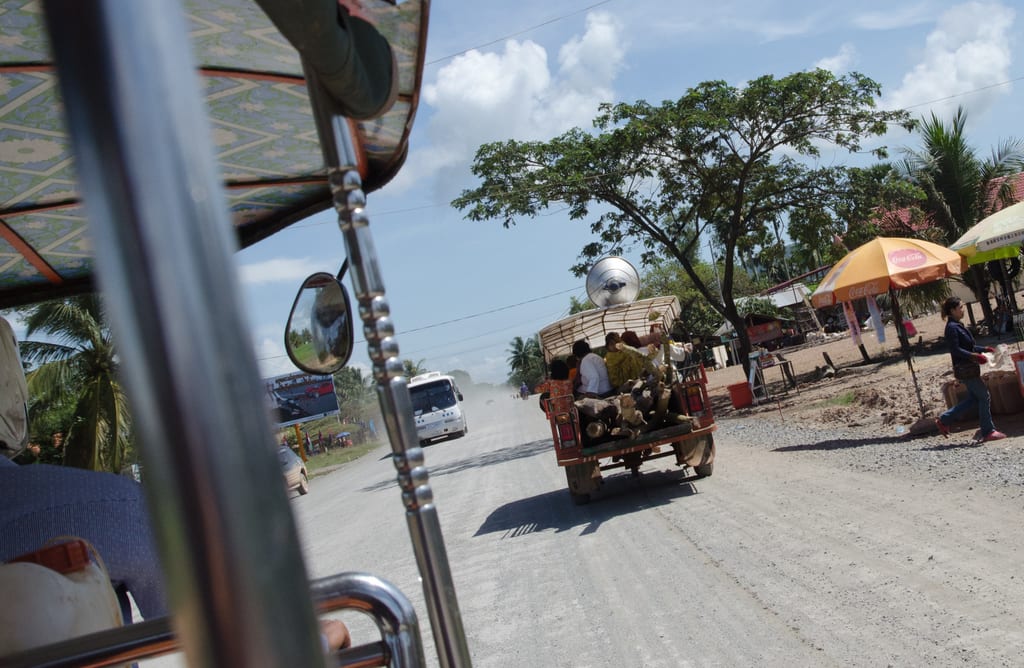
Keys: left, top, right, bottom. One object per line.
{"left": 810, "top": 236, "right": 967, "bottom": 418}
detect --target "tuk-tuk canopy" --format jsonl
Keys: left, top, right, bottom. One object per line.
{"left": 537, "top": 295, "right": 682, "bottom": 362}
{"left": 0, "top": 0, "right": 427, "bottom": 308}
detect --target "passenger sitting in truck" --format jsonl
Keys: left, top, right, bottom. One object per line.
{"left": 535, "top": 359, "right": 574, "bottom": 415}
{"left": 604, "top": 332, "right": 656, "bottom": 389}
{"left": 571, "top": 340, "right": 613, "bottom": 398}
{"left": 629, "top": 327, "right": 696, "bottom": 371}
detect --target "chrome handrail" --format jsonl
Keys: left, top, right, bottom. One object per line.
{"left": 1, "top": 572, "right": 423, "bottom": 668}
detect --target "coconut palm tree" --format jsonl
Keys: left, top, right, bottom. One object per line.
{"left": 506, "top": 335, "right": 544, "bottom": 387}
{"left": 402, "top": 358, "right": 428, "bottom": 379}
{"left": 18, "top": 295, "right": 131, "bottom": 472}
{"left": 899, "top": 106, "right": 1024, "bottom": 321}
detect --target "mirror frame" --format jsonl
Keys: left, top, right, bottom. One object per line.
{"left": 284, "top": 271, "right": 355, "bottom": 375}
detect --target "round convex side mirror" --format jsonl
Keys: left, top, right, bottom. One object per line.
{"left": 285, "top": 272, "right": 354, "bottom": 375}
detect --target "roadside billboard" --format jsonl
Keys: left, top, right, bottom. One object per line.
{"left": 264, "top": 371, "right": 339, "bottom": 428}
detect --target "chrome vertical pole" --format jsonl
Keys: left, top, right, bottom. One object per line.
{"left": 43, "top": 2, "right": 324, "bottom": 666}
{"left": 304, "top": 66, "right": 472, "bottom": 668}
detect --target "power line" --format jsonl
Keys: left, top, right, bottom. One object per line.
{"left": 425, "top": 1, "right": 616, "bottom": 67}
{"left": 403, "top": 307, "right": 574, "bottom": 357}
{"left": 899, "top": 75, "right": 1024, "bottom": 110}
{"left": 256, "top": 285, "right": 583, "bottom": 362}
{"left": 399, "top": 286, "right": 580, "bottom": 334}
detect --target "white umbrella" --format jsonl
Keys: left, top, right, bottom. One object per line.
{"left": 949, "top": 200, "right": 1024, "bottom": 265}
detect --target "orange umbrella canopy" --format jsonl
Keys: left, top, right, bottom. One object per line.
{"left": 810, "top": 237, "right": 966, "bottom": 308}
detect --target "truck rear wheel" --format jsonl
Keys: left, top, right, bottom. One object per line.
{"left": 693, "top": 462, "right": 713, "bottom": 478}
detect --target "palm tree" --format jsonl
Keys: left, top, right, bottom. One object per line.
{"left": 506, "top": 335, "right": 544, "bottom": 387}
{"left": 19, "top": 295, "right": 130, "bottom": 472}
{"left": 899, "top": 106, "right": 1024, "bottom": 321}
{"left": 402, "top": 358, "right": 428, "bottom": 379}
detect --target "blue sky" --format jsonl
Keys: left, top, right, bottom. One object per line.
{"left": 237, "top": 0, "right": 1022, "bottom": 385}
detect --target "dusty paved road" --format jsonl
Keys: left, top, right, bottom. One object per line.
{"left": 290, "top": 393, "right": 1024, "bottom": 667}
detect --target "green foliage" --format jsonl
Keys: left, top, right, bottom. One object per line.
{"left": 568, "top": 295, "right": 593, "bottom": 314}
{"left": 332, "top": 366, "right": 377, "bottom": 423}
{"left": 304, "top": 438, "right": 380, "bottom": 472}
{"left": 788, "top": 163, "right": 926, "bottom": 269}
{"left": 899, "top": 107, "right": 1024, "bottom": 242}
{"left": 881, "top": 283, "right": 949, "bottom": 321}
{"left": 737, "top": 297, "right": 782, "bottom": 319}
{"left": 638, "top": 258, "right": 762, "bottom": 336}
{"left": 454, "top": 70, "right": 909, "bottom": 375}
{"left": 897, "top": 106, "right": 1024, "bottom": 320}
{"left": 506, "top": 335, "right": 545, "bottom": 386}
{"left": 820, "top": 391, "right": 857, "bottom": 407}
{"left": 402, "top": 359, "right": 428, "bottom": 379}
{"left": 17, "top": 295, "right": 131, "bottom": 472}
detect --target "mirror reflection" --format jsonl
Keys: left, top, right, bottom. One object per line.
{"left": 285, "top": 272, "right": 354, "bottom": 375}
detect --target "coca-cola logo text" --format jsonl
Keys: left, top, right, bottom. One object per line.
{"left": 887, "top": 249, "right": 927, "bottom": 268}
{"left": 847, "top": 283, "right": 880, "bottom": 299}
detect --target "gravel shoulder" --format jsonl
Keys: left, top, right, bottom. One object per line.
{"left": 705, "top": 310, "right": 1024, "bottom": 501}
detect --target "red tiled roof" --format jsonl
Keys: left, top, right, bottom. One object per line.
{"left": 877, "top": 171, "right": 1024, "bottom": 236}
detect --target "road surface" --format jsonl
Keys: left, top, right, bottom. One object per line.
{"left": 289, "top": 393, "right": 1024, "bottom": 667}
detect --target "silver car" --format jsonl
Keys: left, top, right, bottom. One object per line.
{"left": 277, "top": 446, "right": 309, "bottom": 495}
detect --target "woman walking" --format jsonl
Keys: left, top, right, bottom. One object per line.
{"left": 936, "top": 296, "right": 1006, "bottom": 441}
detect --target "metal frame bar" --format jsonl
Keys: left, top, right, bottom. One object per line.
{"left": 303, "top": 60, "right": 472, "bottom": 668}
{"left": 24, "top": 1, "right": 463, "bottom": 666}
{"left": 1, "top": 572, "right": 424, "bottom": 668}
{"left": 42, "top": 1, "right": 324, "bottom": 666}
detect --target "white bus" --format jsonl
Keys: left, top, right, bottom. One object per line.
{"left": 407, "top": 372, "right": 468, "bottom": 444}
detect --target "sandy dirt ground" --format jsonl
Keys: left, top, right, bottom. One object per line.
{"left": 703, "top": 309, "right": 1024, "bottom": 437}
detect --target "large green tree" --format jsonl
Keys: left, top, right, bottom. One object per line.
{"left": 454, "top": 70, "right": 911, "bottom": 374}
{"left": 639, "top": 257, "right": 764, "bottom": 338}
{"left": 19, "top": 295, "right": 130, "bottom": 472}
{"left": 897, "top": 106, "right": 1024, "bottom": 321}
{"left": 787, "top": 163, "right": 925, "bottom": 271}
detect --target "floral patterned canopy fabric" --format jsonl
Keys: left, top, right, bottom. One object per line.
{"left": 0, "top": 0, "right": 427, "bottom": 307}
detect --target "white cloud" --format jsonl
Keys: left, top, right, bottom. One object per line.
{"left": 254, "top": 334, "right": 295, "bottom": 379}
{"left": 238, "top": 257, "right": 318, "bottom": 285}
{"left": 852, "top": 4, "right": 934, "bottom": 30}
{"left": 815, "top": 43, "right": 858, "bottom": 73}
{"left": 884, "top": 2, "right": 1015, "bottom": 120}
{"left": 743, "top": 13, "right": 822, "bottom": 42}
{"left": 390, "top": 11, "right": 625, "bottom": 197}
